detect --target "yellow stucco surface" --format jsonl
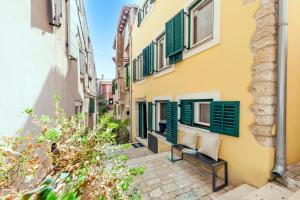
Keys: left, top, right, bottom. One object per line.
{"left": 131, "top": 0, "right": 277, "bottom": 187}
{"left": 286, "top": 0, "right": 300, "bottom": 165}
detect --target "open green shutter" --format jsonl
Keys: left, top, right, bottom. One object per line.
{"left": 112, "top": 80, "right": 115, "bottom": 94}
{"left": 138, "top": 103, "right": 143, "bottom": 138}
{"left": 180, "top": 101, "right": 194, "bottom": 126}
{"left": 210, "top": 101, "right": 240, "bottom": 137}
{"left": 148, "top": 43, "right": 154, "bottom": 75}
{"left": 148, "top": 102, "right": 153, "bottom": 131}
{"left": 89, "top": 98, "right": 95, "bottom": 113}
{"left": 166, "top": 102, "right": 178, "bottom": 144}
{"left": 126, "top": 64, "right": 130, "bottom": 87}
{"left": 137, "top": 9, "right": 143, "bottom": 27}
{"left": 133, "top": 60, "right": 136, "bottom": 82}
{"left": 165, "top": 10, "right": 184, "bottom": 64}
{"left": 166, "top": 19, "right": 174, "bottom": 57}
{"left": 142, "top": 48, "right": 147, "bottom": 77}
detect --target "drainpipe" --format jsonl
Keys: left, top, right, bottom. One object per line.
{"left": 272, "top": 0, "right": 288, "bottom": 178}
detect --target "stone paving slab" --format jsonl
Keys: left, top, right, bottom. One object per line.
{"left": 127, "top": 151, "right": 234, "bottom": 200}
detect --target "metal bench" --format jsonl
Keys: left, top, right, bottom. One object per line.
{"left": 170, "top": 144, "right": 228, "bottom": 192}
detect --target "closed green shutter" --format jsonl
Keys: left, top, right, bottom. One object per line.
{"left": 138, "top": 103, "right": 143, "bottom": 138}
{"left": 148, "top": 102, "right": 153, "bottom": 132}
{"left": 166, "top": 102, "right": 178, "bottom": 144}
{"left": 180, "top": 101, "right": 194, "bottom": 126}
{"left": 89, "top": 98, "right": 95, "bottom": 113}
{"left": 165, "top": 10, "right": 184, "bottom": 64}
{"left": 137, "top": 9, "right": 143, "bottom": 27}
{"left": 210, "top": 101, "right": 240, "bottom": 137}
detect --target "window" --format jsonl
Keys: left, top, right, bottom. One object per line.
{"left": 143, "top": 0, "right": 151, "bottom": 17}
{"left": 180, "top": 99, "right": 212, "bottom": 129}
{"left": 191, "top": 0, "right": 214, "bottom": 46}
{"left": 155, "top": 101, "right": 168, "bottom": 136}
{"left": 156, "top": 34, "right": 167, "bottom": 70}
{"left": 138, "top": 55, "right": 143, "bottom": 80}
{"left": 194, "top": 102, "right": 210, "bottom": 127}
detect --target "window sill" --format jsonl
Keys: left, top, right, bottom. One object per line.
{"left": 183, "top": 36, "right": 220, "bottom": 60}
{"left": 153, "top": 65, "right": 175, "bottom": 79}
{"left": 179, "top": 123, "right": 210, "bottom": 133}
{"left": 134, "top": 79, "right": 146, "bottom": 85}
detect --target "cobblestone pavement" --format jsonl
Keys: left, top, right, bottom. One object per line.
{"left": 127, "top": 151, "right": 234, "bottom": 200}
{"left": 122, "top": 146, "right": 153, "bottom": 159}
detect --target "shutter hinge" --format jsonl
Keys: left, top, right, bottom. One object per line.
{"left": 184, "top": 45, "right": 190, "bottom": 50}
{"left": 184, "top": 12, "right": 190, "bottom": 17}
{"left": 178, "top": 104, "right": 181, "bottom": 107}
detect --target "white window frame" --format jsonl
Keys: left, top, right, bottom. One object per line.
{"left": 183, "top": 0, "right": 221, "bottom": 60}
{"left": 137, "top": 54, "right": 143, "bottom": 81}
{"left": 143, "top": 0, "right": 151, "bottom": 17}
{"left": 194, "top": 101, "right": 211, "bottom": 127}
{"left": 155, "top": 101, "right": 168, "bottom": 134}
{"left": 156, "top": 33, "right": 167, "bottom": 71}
{"left": 190, "top": 0, "right": 214, "bottom": 48}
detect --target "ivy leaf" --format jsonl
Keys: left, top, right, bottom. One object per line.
{"left": 37, "top": 186, "right": 53, "bottom": 200}
{"left": 46, "top": 191, "right": 57, "bottom": 200}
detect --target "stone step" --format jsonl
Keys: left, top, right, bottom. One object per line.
{"left": 244, "top": 183, "right": 293, "bottom": 200}
{"left": 215, "top": 184, "right": 257, "bottom": 200}
{"left": 288, "top": 189, "right": 300, "bottom": 200}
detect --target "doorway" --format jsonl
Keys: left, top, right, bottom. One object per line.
{"left": 138, "top": 102, "right": 147, "bottom": 139}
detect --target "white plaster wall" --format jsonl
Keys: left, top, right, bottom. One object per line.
{"left": 0, "top": 0, "right": 76, "bottom": 135}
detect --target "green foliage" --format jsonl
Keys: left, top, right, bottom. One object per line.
{"left": 0, "top": 96, "right": 144, "bottom": 200}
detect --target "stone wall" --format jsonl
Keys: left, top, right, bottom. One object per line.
{"left": 247, "top": 0, "right": 278, "bottom": 147}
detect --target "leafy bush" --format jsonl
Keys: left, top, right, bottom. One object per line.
{"left": 0, "top": 96, "right": 143, "bottom": 200}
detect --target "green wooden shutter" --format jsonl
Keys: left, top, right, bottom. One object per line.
{"left": 173, "top": 10, "right": 184, "bottom": 54}
{"left": 137, "top": 9, "right": 143, "bottom": 27}
{"left": 126, "top": 64, "right": 130, "bottom": 87}
{"left": 165, "top": 10, "right": 184, "bottom": 64}
{"left": 148, "top": 102, "right": 153, "bottom": 131}
{"left": 148, "top": 42, "right": 154, "bottom": 75}
{"left": 166, "top": 19, "right": 174, "bottom": 57}
{"left": 166, "top": 102, "right": 178, "bottom": 144}
{"left": 133, "top": 60, "right": 136, "bottom": 82}
{"left": 112, "top": 80, "right": 115, "bottom": 94}
{"left": 210, "top": 101, "right": 240, "bottom": 137}
{"left": 142, "top": 47, "right": 148, "bottom": 77}
{"left": 180, "top": 101, "right": 194, "bottom": 126}
{"left": 89, "top": 98, "right": 95, "bottom": 113}
{"left": 138, "top": 103, "right": 143, "bottom": 138}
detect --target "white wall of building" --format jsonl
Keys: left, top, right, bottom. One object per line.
{"left": 0, "top": 0, "right": 96, "bottom": 135}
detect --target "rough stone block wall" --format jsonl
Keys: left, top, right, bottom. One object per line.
{"left": 247, "top": 0, "right": 278, "bottom": 147}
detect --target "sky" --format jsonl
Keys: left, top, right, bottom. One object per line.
{"left": 85, "top": 0, "right": 138, "bottom": 81}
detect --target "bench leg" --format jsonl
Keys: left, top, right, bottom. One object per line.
{"left": 212, "top": 163, "right": 228, "bottom": 192}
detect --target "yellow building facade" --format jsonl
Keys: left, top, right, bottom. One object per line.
{"left": 129, "top": 0, "right": 300, "bottom": 188}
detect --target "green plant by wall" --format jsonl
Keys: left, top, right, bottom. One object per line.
{"left": 0, "top": 96, "right": 143, "bottom": 200}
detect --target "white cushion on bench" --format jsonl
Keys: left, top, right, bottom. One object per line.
{"left": 198, "top": 132, "right": 221, "bottom": 161}
{"left": 182, "top": 131, "right": 198, "bottom": 149}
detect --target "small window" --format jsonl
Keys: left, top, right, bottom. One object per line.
{"left": 194, "top": 102, "right": 210, "bottom": 127}
{"left": 143, "top": 0, "right": 151, "bottom": 17}
{"left": 191, "top": 0, "right": 214, "bottom": 46}
{"left": 156, "top": 34, "right": 167, "bottom": 71}
{"left": 138, "top": 55, "right": 143, "bottom": 80}
{"left": 155, "top": 101, "right": 168, "bottom": 136}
